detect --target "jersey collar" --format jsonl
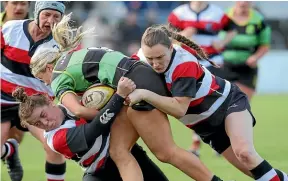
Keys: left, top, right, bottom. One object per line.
{"left": 164, "top": 48, "right": 176, "bottom": 74}
{"left": 23, "top": 20, "right": 53, "bottom": 57}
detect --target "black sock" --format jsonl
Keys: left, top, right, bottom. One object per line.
{"left": 45, "top": 161, "right": 66, "bottom": 181}
{"left": 132, "top": 144, "right": 169, "bottom": 181}
{"left": 211, "top": 175, "right": 223, "bottom": 181}
{"left": 250, "top": 160, "right": 279, "bottom": 181}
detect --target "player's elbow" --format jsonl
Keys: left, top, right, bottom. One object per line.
{"left": 73, "top": 110, "right": 83, "bottom": 118}
{"left": 174, "top": 109, "right": 186, "bottom": 119}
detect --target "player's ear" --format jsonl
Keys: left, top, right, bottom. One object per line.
{"left": 46, "top": 64, "right": 54, "bottom": 72}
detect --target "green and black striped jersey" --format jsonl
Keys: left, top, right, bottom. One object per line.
{"left": 51, "top": 47, "right": 137, "bottom": 101}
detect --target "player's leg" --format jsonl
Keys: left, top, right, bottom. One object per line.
{"left": 127, "top": 108, "right": 218, "bottom": 181}
{"left": 234, "top": 82, "right": 255, "bottom": 101}
{"left": 1, "top": 106, "right": 23, "bottom": 181}
{"left": 224, "top": 85, "right": 288, "bottom": 181}
{"left": 1, "top": 122, "right": 11, "bottom": 158}
{"left": 27, "top": 125, "right": 66, "bottom": 181}
{"left": 8, "top": 128, "right": 25, "bottom": 144}
{"left": 109, "top": 107, "right": 143, "bottom": 181}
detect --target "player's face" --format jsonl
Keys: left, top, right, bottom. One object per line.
{"left": 38, "top": 10, "right": 62, "bottom": 34}
{"left": 235, "top": 1, "right": 251, "bottom": 11}
{"left": 28, "top": 104, "right": 64, "bottom": 131}
{"left": 141, "top": 44, "right": 173, "bottom": 73}
{"left": 4, "top": 1, "right": 29, "bottom": 20}
{"left": 36, "top": 64, "right": 54, "bottom": 85}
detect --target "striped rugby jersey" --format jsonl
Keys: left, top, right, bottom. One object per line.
{"left": 168, "top": 3, "right": 235, "bottom": 58}
{"left": 44, "top": 106, "right": 110, "bottom": 174}
{"left": 1, "top": 19, "right": 55, "bottom": 105}
{"left": 136, "top": 44, "right": 231, "bottom": 126}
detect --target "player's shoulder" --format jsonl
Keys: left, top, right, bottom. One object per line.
{"left": 208, "top": 3, "right": 225, "bottom": 13}
{"left": 251, "top": 9, "right": 265, "bottom": 21}
{"left": 173, "top": 43, "right": 198, "bottom": 63}
{"left": 2, "top": 19, "right": 25, "bottom": 31}
{"left": 172, "top": 3, "right": 190, "bottom": 15}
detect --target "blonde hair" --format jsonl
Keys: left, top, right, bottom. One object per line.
{"left": 30, "top": 12, "right": 95, "bottom": 76}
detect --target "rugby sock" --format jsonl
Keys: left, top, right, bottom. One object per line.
{"left": 275, "top": 169, "right": 288, "bottom": 181}
{"left": 46, "top": 161, "right": 66, "bottom": 181}
{"left": 250, "top": 160, "right": 280, "bottom": 181}
{"left": 1, "top": 142, "right": 15, "bottom": 159}
{"left": 211, "top": 175, "right": 223, "bottom": 181}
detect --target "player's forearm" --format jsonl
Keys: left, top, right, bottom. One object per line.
{"left": 253, "top": 45, "right": 269, "bottom": 61}
{"left": 84, "top": 93, "right": 125, "bottom": 140}
{"left": 142, "top": 90, "right": 186, "bottom": 119}
{"left": 61, "top": 92, "right": 98, "bottom": 120}
{"left": 222, "top": 30, "right": 237, "bottom": 46}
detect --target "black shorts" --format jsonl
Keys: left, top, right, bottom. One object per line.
{"left": 223, "top": 62, "right": 258, "bottom": 89}
{"left": 206, "top": 66, "right": 239, "bottom": 82}
{"left": 125, "top": 62, "right": 170, "bottom": 111}
{"left": 191, "top": 84, "right": 256, "bottom": 154}
{"left": 82, "top": 144, "right": 169, "bottom": 181}
{"left": 1, "top": 105, "right": 28, "bottom": 131}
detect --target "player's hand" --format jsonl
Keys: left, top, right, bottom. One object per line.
{"left": 180, "top": 27, "right": 197, "bottom": 37}
{"left": 212, "top": 40, "right": 225, "bottom": 52}
{"left": 127, "top": 89, "right": 145, "bottom": 106}
{"left": 246, "top": 55, "right": 258, "bottom": 68}
{"left": 116, "top": 77, "right": 136, "bottom": 98}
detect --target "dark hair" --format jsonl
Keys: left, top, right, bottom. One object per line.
{"left": 141, "top": 24, "right": 219, "bottom": 67}
{"left": 12, "top": 87, "right": 50, "bottom": 126}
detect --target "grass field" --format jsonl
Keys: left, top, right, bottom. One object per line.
{"left": 1, "top": 95, "right": 288, "bottom": 181}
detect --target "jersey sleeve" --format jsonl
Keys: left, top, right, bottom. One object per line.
{"left": 221, "top": 14, "right": 236, "bottom": 31}
{"left": 1, "top": 21, "right": 14, "bottom": 50}
{"left": 258, "top": 21, "right": 271, "bottom": 45}
{"left": 45, "top": 93, "right": 126, "bottom": 159}
{"left": 1, "top": 27, "right": 5, "bottom": 50}
{"left": 51, "top": 72, "right": 77, "bottom": 103}
{"left": 171, "top": 61, "right": 202, "bottom": 98}
{"left": 45, "top": 127, "right": 89, "bottom": 159}
{"left": 168, "top": 11, "right": 184, "bottom": 30}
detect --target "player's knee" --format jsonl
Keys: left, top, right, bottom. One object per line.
{"left": 233, "top": 143, "right": 256, "bottom": 165}
{"left": 153, "top": 146, "right": 177, "bottom": 163}
{"left": 109, "top": 146, "right": 129, "bottom": 161}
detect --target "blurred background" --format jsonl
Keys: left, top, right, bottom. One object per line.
{"left": 1, "top": 1, "right": 288, "bottom": 181}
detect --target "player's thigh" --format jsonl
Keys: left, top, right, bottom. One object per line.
{"left": 127, "top": 108, "right": 176, "bottom": 153}
{"left": 110, "top": 106, "right": 139, "bottom": 152}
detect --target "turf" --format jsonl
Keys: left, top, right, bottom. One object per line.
{"left": 1, "top": 95, "right": 288, "bottom": 181}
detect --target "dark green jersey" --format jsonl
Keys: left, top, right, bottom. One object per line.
{"left": 51, "top": 47, "right": 136, "bottom": 101}
{"left": 219, "top": 8, "right": 271, "bottom": 64}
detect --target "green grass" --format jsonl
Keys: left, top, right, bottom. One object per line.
{"left": 2, "top": 95, "right": 288, "bottom": 181}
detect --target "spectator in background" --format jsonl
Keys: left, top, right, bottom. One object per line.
{"left": 117, "top": 11, "right": 142, "bottom": 55}
{"left": 1, "top": 1, "right": 29, "bottom": 26}
{"left": 145, "top": 9, "right": 158, "bottom": 28}
{"left": 219, "top": 1, "right": 271, "bottom": 101}
{"left": 82, "top": 12, "right": 117, "bottom": 49}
